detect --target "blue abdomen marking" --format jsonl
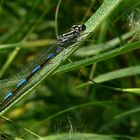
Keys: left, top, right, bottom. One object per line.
{"left": 17, "top": 79, "right": 27, "bottom": 87}
{"left": 47, "top": 53, "right": 55, "bottom": 59}
{"left": 4, "top": 92, "right": 13, "bottom": 100}
{"left": 32, "top": 65, "right": 41, "bottom": 73}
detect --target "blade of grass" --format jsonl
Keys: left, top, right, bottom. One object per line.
{"left": 75, "top": 65, "right": 140, "bottom": 94}
{"left": 55, "top": 40, "right": 140, "bottom": 74}
{"left": 44, "top": 133, "right": 116, "bottom": 140}
{"left": 74, "top": 28, "right": 139, "bottom": 57}
{"left": 0, "top": 39, "right": 55, "bottom": 50}
{"left": 91, "top": 65, "right": 140, "bottom": 84}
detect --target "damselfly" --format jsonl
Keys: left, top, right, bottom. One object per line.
{"left": 0, "top": 24, "right": 86, "bottom": 112}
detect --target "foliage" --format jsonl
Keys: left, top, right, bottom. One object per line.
{"left": 0, "top": 0, "right": 140, "bottom": 139}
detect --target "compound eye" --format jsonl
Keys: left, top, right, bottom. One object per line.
{"left": 81, "top": 24, "right": 86, "bottom": 31}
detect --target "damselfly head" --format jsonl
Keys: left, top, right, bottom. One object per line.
{"left": 71, "top": 24, "right": 86, "bottom": 33}
{"left": 57, "top": 24, "right": 87, "bottom": 47}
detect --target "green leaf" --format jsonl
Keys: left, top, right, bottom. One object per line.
{"left": 74, "top": 65, "right": 140, "bottom": 91}
{"left": 94, "top": 65, "right": 140, "bottom": 83}
{"left": 55, "top": 41, "right": 140, "bottom": 74}
{"left": 74, "top": 28, "right": 138, "bottom": 57}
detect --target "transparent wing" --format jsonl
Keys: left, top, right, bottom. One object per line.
{"left": 0, "top": 43, "right": 58, "bottom": 89}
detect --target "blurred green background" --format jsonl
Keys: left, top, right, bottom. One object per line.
{"left": 0, "top": 0, "right": 140, "bottom": 139}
